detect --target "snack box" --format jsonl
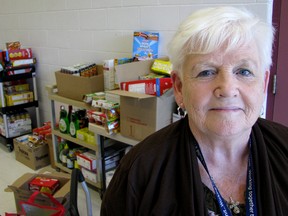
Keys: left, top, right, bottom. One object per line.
{"left": 3, "top": 48, "right": 33, "bottom": 61}
{"left": 29, "top": 176, "right": 60, "bottom": 194}
{"left": 120, "top": 77, "right": 172, "bottom": 96}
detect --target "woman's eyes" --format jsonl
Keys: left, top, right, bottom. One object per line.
{"left": 196, "top": 70, "right": 216, "bottom": 77}
{"left": 195, "top": 68, "right": 254, "bottom": 78}
{"left": 235, "top": 68, "right": 254, "bottom": 77}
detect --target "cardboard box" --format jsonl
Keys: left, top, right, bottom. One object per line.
{"left": 14, "top": 135, "right": 50, "bottom": 170}
{"left": 55, "top": 65, "right": 104, "bottom": 101}
{"left": 109, "top": 58, "right": 175, "bottom": 141}
{"left": 5, "top": 172, "right": 70, "bottom": 213}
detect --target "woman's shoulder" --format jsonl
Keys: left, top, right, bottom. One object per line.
{"left": 255, "top": 118, "right": 288, "bottom": 138}
{"left": 254, "top": 118, "right": 288, "bottom": 154}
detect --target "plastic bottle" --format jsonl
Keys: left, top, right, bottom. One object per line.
{"left": 59, "top": 105, "right": 69, "bottom": 133}
{"left": 69, "top": 110, "right": 79, "bottom": 137}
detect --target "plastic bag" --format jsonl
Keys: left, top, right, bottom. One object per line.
{"left": 20, "top": 191, "right": 65, "bottom": 216}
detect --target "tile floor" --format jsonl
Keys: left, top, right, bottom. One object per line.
{"left": 0, "top": 143, "right": 101, "bottom": 215}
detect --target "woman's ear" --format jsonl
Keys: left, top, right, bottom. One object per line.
{"left": 171, "top": 71, "right": 183, "bottom": 105}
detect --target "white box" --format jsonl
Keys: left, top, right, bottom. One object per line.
{"left": 76, "top": 152, "right": 96, "bottom": 171}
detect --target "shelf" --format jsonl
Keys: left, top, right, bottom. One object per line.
{"left": 89, "top": 123, "right": 139, "bottom": 146}
{"left": 0, "top": 65, "right": 36, "bottom": 82}
{"left": 55, "top": 162, "right": 101, "bottom": 188}
{"left": 48, "top": 93, "right": 97, "bottom": 110}
{"left": 0, "top": 101, "right": 38, "bottom": 113}
{"left": 53, "top": 129, "right": 98, "bottom": 152}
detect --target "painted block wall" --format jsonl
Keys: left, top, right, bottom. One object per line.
{"left": 0, "top": 0, "right": 273, "bottom": 123}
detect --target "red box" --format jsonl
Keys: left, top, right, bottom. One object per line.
{"left": 4, "top": 48, "right": 33, "bottom": 61}
{"left": 120, "top": 78, "right": 172, "bottom": 96}
{"left": 28, "top": 177, "right": 60, "bottom": 195}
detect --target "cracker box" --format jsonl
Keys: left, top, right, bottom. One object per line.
{"left": 120, "top": 77, "right": 172, "bottom": 96}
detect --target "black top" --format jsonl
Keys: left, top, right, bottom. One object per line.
{"left": 101, "top": 117, "right": 288, "bottom": 216}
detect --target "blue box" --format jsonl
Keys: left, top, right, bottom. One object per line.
{"left": 132, "top": 31, "right": 159, "bottom": 61}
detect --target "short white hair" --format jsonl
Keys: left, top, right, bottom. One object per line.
{"left": 167, "top": 6, "right": 275, "bottom": 76}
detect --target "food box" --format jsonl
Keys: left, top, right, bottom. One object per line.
{"left": 55, "top": 65, "right": 104, "bottom": 101}
{"left": 76, "top": 151, "right": 97, "bottom": 171}
{"left": 120, "top": 77, "right": 172, "bottom": 96}
{"left": 81, "top": 167, "right": 97, "bottom": 183}
{"left": 5, "top": 172, "right": 70, "bottom": 213}
{"left": 3, "top": 48, "right": 33, "bottom": 61}
{"left": 4, "top": 83, "right": 30, "bottom": 93}
{"left": 5, "top": 91, "right": 34, "bottom": 106}
{"left": 28, "top": 176, "right": 60, "bottom": 194}
{"left": 132, "top": 31, "right": 159, "bottom": 60}
{"left": 13, "top": 135, "right": 50, "bottom": 170}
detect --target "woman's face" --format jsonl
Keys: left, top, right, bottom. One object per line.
{"left": 172, "top": 43, "right": 270, "bottom": 138}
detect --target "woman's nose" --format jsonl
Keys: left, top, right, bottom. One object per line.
{"left": 213, "top": 73, "right": 239, "bottom": 98}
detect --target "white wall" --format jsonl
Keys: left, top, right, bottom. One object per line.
{"left": 0, "top": 0, "right": 273, "bottom": 124}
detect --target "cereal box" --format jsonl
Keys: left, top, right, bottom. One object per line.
{"left": 132, "top": 31, "right": 159, "bottom": 61}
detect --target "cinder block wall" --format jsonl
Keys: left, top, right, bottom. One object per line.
{"left": 0, "top": 0, "right": 273, "bottom": 123}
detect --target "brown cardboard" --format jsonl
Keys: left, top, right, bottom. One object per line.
{"left": 14, "top": 136, "right": 50, "bottom": 170}
{"left": 55, "top": 65, "right": 104, "bottom": 101}
{"left": 109, "top": 57, "right": 175, "bottom": 141}
{"left": 115, "top": 57, "right": 169, "bottom": 85}
{"left": 6, "top": 172, "right": 70, "bottom": 213}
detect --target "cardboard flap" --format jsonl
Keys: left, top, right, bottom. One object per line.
{"left": 5, "top": 173, "right": 34, "bottom": 192}
{"left": 107, "top": 89, "right": 155, "bottom": 99}
{"left": 115, "top": 57, "right": 169, "bottom": 84}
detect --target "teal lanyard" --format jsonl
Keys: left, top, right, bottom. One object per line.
{"left": 194, "top": 138, "right": 258, "bottom": 216}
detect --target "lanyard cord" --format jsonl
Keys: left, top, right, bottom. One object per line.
{"left": 194, "top": 138, "right": 257, "bottom": 216}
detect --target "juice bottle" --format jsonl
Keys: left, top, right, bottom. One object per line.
{"left": 59, "top": 105, "right": 69, "bottom": 133}
{"left": 69, "top": 110, "right": 79, "bottom": 137}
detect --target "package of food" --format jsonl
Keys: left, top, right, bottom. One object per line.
{"left": 6, "top": 41, "right": 21, "bottom": 50}
{"left": 29, "top": 177, "right": 60, "bottom": 194}
{"left": 5, "top": 48, "right": 33, "bottom": 61}
{"left": 151, "top": 59, "right": 172, "bottom": 76}
{"left": 120, "top": 78, "right": 172, "bottom": 96}
{"left": 132, "top": 31, "right": 159, "bottom": 61}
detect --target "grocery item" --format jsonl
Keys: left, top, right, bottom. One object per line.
{"left": 59, "top": 105, "right": 69, "bottom": 133}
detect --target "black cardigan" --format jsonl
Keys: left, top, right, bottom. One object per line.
{"left": 101, "top": 117, "right": 288, "bottom": 216}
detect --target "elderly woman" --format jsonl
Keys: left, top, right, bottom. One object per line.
{"left": 101, "top": 7, "right": 288, "bottom": 216}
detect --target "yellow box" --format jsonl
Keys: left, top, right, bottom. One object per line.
{"left": 5, "top": 91, "right": 34, "bottom": 106}
{"left": 76, "top": 127, "right": 96, "bottom": 145}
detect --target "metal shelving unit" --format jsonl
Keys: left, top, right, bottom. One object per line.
{"left": 0, "top": 65, "right": 40, "bottom": 151}
{"left": 46, "top": 84, "right": 139, "bottom": 197}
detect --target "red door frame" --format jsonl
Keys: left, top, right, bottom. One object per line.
{"left": 266, "top": 0, "right": 288, "bottom": 126}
